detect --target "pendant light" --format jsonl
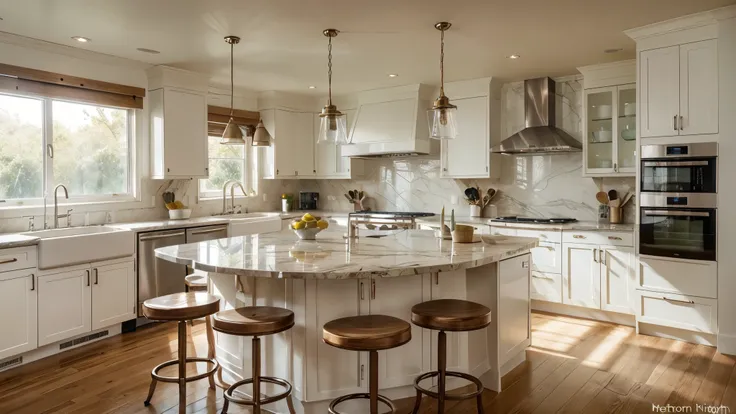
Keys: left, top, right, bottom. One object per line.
{"left": 251, "top": 119, "right": 272, "bottom": 146}
{"left": 316, "top": 29, "right": 348, "bottom": 145}
{"left": 428, "top": 22, "right": 458, "bottom": 140}
{"left": 221, "top": 35, "right": 246, "bottom": 145}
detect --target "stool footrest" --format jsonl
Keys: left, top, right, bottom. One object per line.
{"left": 328, "top": 393, "right": 396, "bottom": 414}
{"left": 224, "top": 376, "right": 292, "bottom": 406}
{"left": 414, "top": 370, "right": 484, "bottom": 400}
{"left": 150, "top": 357, "right": 219, "bottom": 384}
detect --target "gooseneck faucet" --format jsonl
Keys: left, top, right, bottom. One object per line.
{"left": 230, "top": 182, "right": 247, "bottom": 214}
{"left": 53, "top": 184, "right": 69, "bottom": 228}
{"left": 221, "top": 180, "right": 238, "bottom": 214}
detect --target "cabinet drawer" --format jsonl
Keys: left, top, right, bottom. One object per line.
{"left": 637, "top": 256, "right": 717, "bottom": 298}
{"left": 530, "top": 242, "right": 562, "bottom": 274}
{"left": 531, "top": 271, "right": 562, "bottom": 303}
{"left": 562, "top": 231, "right": 633, "bottom": 247}
{"left": 0, "top": 247, "right": 37, "bottom": 273}
{"left": 636, "top": 290, "right": 717, "bottom": 334}
{"left": 491, "top": 226, "right": 562, "bottom": 243}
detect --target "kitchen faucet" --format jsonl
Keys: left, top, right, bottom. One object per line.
{"left": 53, "top": 184, "right": 70, "bottom": 228}
{"left": 230, "top": 182, "right": 247, "bottom": 214}
{"left": 221, "top": 180, "right": 238, "bottom": 214}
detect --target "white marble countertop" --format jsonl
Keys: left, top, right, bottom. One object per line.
{"left": 415, "top": 216, "right": 493, "bottom": 228}
{"left": 488, "top": 221, "right": 635, "bottom": 232}
{"left": 0, "top": 234, "right": 40, "bottom": 249}
{"left": 154, "top": 228, "right": 537, "bottom": 279}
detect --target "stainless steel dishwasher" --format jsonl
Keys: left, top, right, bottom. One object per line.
{"left": 137, "top": 224, "right": 228, "bottom": 316}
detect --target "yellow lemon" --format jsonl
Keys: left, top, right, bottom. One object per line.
{"left": 316, "top": 219, "right": 329, "bottom": 230}
{"left": 302, "top": 213, "right": 315, "bottom": 222}
{"left": 292, "top": 220, "right": 306, "bottom": 230}
{"left": 305, "top": 220, "right": 318, "bottom": 229}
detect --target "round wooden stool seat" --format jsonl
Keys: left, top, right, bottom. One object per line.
{"left": 411, "top": 299, "right": 491, "bottom": 332}
{"left": 142, "top": 292, "right": 220, "bottom": 321}
{"left": 184, "top": 273, "right": 208, "bottom": 290}
{"left": 323, "top": 315, "right": 411, "bottom": 351}
{"left": 213, "top": 306, "right": 295, "bottom": 336}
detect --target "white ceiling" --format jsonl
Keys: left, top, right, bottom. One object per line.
{"left": 1, "top": 0, "right": 734, "bottom": 95}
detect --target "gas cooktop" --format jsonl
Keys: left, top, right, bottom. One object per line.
{"left": 490, "top": 216, "right": 578, "bottom": 224}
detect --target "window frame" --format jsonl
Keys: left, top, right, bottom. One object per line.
{"left": 0, "top": 91, "right": 136, "bottom": 207}
{"left": 198, "top": 136, "right": 258, "bottom": 201}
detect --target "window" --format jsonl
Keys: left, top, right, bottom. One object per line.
{"left": 0, "top": 92, "right": 133, "bottom": 204}
{"left": 199, "top": 136, "right": 257, "bottom": 199}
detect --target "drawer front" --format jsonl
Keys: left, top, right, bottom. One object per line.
{"left": 531, "top": 271, "right": 562, "bottom": 303}
{"left": 530, "top": 242, "right": 562, "bottom": 274}
{"left": 636, "top": 291, "right": 717, "bottom": 334}
{"left": 490, "top": 226, "right": 516, "bottom": 237}
{"left": 490, "top": 226, "right": 562, "bottom": 243}
{"left": 562, "top": 231, "right": 633, "bottom": 247}
{"left": 637, "top": 256, "right": 717, "bottom": 298}
{"left": 0, "top": 247, "right": 38, "bottom": 273}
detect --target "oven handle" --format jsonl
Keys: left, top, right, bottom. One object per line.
{"left": 642, "top": 161, "right": 710, "bottom": 167}
{"left": 642, "top": 210, "right": 711, "bottom": 217}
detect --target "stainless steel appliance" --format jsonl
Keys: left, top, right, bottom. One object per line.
{"left": 299, "top": 192, "right": 319, "bottom": 210}
{"left": 640, "top": 201, "right": 716, "bottom": 261}
{"left": 490, "top": 217, "right": 578, "bottom": 224}
{"left": 640, "top": 143, "right": 717, "bottom": 206}
{"left": 137, "top": 224, "right": 228, "bottom": 315}
{"left": 347, "top": 211, "right": 434, "bottom": 238}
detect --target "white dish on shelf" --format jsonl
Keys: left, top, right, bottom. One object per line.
{"left": 624, "top": 102, "right": 636, "bottom": 116}
{"left": 591, "top": 130, "right": 613, "bottom": 143}
{"left": 593, "top": 105, "right": 612, "bottom": 119}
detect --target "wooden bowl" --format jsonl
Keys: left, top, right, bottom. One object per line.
{"left": 451, "top": 225, "right": 474, "bottom": 243}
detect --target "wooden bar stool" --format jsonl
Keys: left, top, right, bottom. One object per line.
{"left": 212, "top": 306, "right": 297, "bottom": 414}
{"left": 410, "top": 299, "right": 492, "bottom": 414}
{"left": 323, "top": 315, "right": 412, "bottom": 414}
{"left": 184, "top": 272, "right": 208, "bottom": 292}
{"left": 142, "top": 292, "right": 220, "bottom": 414}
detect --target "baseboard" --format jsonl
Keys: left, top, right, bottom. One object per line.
{"left": 532, "top": 300, "right": 636, "bottom": 326}
{"left": 638, "top": 322, "right": 716, "bottom": 347}
{"left": 718, "top": 332, "right": 736, "bottom": 356}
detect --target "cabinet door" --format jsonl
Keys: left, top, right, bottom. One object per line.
{"left": 163, "top": 88, "right": 208, "bottom": 177}
{"left": 600, "top": 247, "right": 634, "bottom": 315}
{"left": 441, "top": 96, "right": 489, "bottom": 178}
{"left": 0, "top": 270, "right": 37, "bottom": 359}
{"left": 38, "top": 268, "right": 91, "bottom": 346}
{"left": 679, "top": 39, "right": 718, "bottom": 136}
{"left": 498, "top": 254, "right": 531, "bottom": 363}
{"left": 616, "top": 84, "right": 637, "bottom": 174}
{"left": 562, "top": 243, "right": 601, "bottom": 309}
{"left": 91, "top": 261, "right": 136, "bottom": 330}
{"left": 370, "top": 275, "right": 425, "bottom": 388}
{"left": 584, "top": 87, "right": 616, "bottom": 174}
{"left": 307, "top": 279, "right": 363, "bottom": 401}
{"left": 273, "top": 110, "right": 298, "bottom": 178}
{"left": 294, "top": 111, "right": 315, "bottom": 177}
{"left": 639, "top": 46, "right": 680, "bottom": 138}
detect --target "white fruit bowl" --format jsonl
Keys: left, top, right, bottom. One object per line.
{"left": 294, "top": 227, "right": 323, "bottom": 240}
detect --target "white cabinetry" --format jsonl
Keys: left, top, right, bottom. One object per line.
{"left": 639, "top": 39, "right": 718, "bottom": 138}
{"left": 314, "top": 109, "right": 364, "bottom": 179}
{"left": 440, "top": 78, "right": 500, "bottom": 179}
{"left": 562, "top": 243, "right": 601, "bottom": 309}
{"left": 0, "top": 269, "right": 37, "bottom": 359}
{"left": 601, "top": 247, "right": 636, "bottom": 314}
{"left": 260, "top": 109, "right": 315, "bottom": 179}
{"left": 91, "top": 261, "right": 136, "bottom": 330}
{"left": 38, "top": 267, "right": 92, "bottom": 346}
{"left": 147, "top": 66, "right": 209, "bottom": 179}
{"left": 497, "top": 254, "right": 532, "bottom": 363}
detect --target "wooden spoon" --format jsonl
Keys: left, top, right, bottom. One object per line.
{"left": 596, "top": 191, "right": 609, "bottom": 205}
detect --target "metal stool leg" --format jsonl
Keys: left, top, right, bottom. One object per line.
{"left": 369, "top": 350, "right": 378, "bottom": 414}
{"left": 438, "top": 330, "right": 447, "bottom": 413}
{"left": 178, "top": 320, "right": 187, "bottom": 414}
{"left": 411, "top": 388, "right": 422, "bottom": 413}
{"left": 206, "top": 316, "right": 216, "bottom": 390}
{"left": 253, "top": 336, "right": 261, "bottom": 414}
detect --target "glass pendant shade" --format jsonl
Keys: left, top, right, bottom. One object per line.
{"left": 251, "top": 120, "right": 272, "bottom": 147}
{"left": 317, "top": 107, "right": 348, "bottom": 145}
{"left": 428, "top": 106, "right": 458, "bottom": 140}
{"left": 221, "top": 118, "right": 246, "bottom": 145}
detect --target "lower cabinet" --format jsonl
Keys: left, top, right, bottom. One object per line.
{"left": 38, "top": 268, "right": 92, "bottom": 346}
{"left": 0, "top": 269, "right": 37, "bottom": 359}
{"left": 600, "top": 247, "right": 635, "bottom": 314}
{"left": 38, "top": 259, "right": 135, "bottom": 347}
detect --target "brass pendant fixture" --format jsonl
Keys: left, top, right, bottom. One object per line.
{"left": 221, "top": 35, "right": 247, "bottom": 145}
{"left": 428, "top": 22, "right": 458, "bottom": 140}
{"left": 316, "top": 29, "right": 348, "bottom": 145}
{"left": 251, "top": 119, "right": 272, "bottom": 147}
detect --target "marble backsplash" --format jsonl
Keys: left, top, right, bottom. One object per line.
{"left": 305, "top": 76, "right": 637, "bottom": 222}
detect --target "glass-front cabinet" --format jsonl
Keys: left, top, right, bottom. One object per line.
{"left": 583, "top": 84, "right": 636, "bottom": 176}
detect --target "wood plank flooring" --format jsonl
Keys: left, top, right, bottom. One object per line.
{"left": 0, "top": 312, "right": 735, "bottom": 413}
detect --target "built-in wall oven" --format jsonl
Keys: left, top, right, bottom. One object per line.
{"left": 639, "top": 143, "right": 717, "bottom": 262}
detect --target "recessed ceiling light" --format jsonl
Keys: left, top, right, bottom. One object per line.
{"left": 388, "top": 74, "right": 399, "bottom": 78}
{"left": 604, "top": 48, "right": 623, "bottom": 54}
{"left": 136, "top": 47, "right": 161, "bottom": 54}
{"left": 72, "top": 36, "right": 91, "bottom": 43}
{"left": 308, "top": 85, "right": 316, "bottom": 89}
{"left": 507, "top": 54, "right": 520, "bottom": 59}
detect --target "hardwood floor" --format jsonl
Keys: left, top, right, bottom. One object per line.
{"left": 0, "top": 312, "right": 735, "bottom": 413}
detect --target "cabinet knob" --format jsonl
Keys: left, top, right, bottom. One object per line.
{"left": 679, "top": 115, "right": 684, "bottom": 131}
{"left": 313, "top": 169, "right": 316, "bottom": 173}
{"left": 167, "top": 168, "right": 170, "bottom": 173}
{"left": 295, "top": 170, "right": 298, "bottom": 176}
{"left": 521, "top": 261, "right": 529, "bottom": 268}
{"left": 276, "top": 169, "right": 279, "bottom": 175}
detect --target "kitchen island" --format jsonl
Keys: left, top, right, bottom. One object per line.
{"left": 155, "top": 229, "right": 537, "bottom": 414}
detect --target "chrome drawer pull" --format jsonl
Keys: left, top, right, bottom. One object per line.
{"left": 662, "top": 296, "right": 695, "bottom": 305}
{"left": 608, "top": 236, "right": 622, "bottom": 240}
{"left": 0, "top": 258, "right": 18, "bottom": 265}
{"left": 572, "top": 235, "right": 585, "bottom": 239}
{"left": 521, "top": 261, "right": 529, "bottom": 268}
{"left": 531, "top": 274, "right": 553, "bottom": 280}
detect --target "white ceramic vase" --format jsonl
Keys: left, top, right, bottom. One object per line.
{"left": 469, "top": 205, "right": 481, "bottom": 218}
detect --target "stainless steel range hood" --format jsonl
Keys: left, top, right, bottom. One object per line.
{"left": 491, "top": 77, "right": 582, "bottom": 155}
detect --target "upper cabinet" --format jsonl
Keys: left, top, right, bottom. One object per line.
{"left": 578, "top": 61, "right": 636, "bottom": 177}
{"left": 639, "top": 40, "right": 718, "bottom": 138}
{"left": 259, "top": 108, "right": 315, "bottom": 179}
{"left": 147, "top": 66, "right": 209, "bottom": 179}
{"left": 314, "top": 109, "right": 364, "bottom": 179}
{"left": 440, "top": 78, "right": 502, "bottom": 179}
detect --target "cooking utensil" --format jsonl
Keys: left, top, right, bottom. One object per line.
{"left": 348, "top": 190, "right": 356, "bottom": 201}
{"left": 608, "top": 189, "right": 618, "bottom": 202}
{"left": 620, "top": 193, "right": 634, "bottom": 207}
{"left": 344, "top": 194, "right": 353, "bottom": 203}
{"left": 596, "top": 192, "right": 609, "bottom": 205}
{"left": 488, "top": 188, "right": 497, "bottom": 200}
{"left": 358, "top": 190, "right": 364, "bottom": 201}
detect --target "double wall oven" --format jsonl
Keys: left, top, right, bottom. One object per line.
{"left": 639, "top": 143, "right": 717, "bottom": 262}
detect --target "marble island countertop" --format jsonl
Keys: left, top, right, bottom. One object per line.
{"left": 154, "top": 228, "right": 538, "bottom": 279}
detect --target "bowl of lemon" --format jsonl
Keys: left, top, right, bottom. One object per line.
{"left": 290, "top": 213, "right": 329, "bottom": 240}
